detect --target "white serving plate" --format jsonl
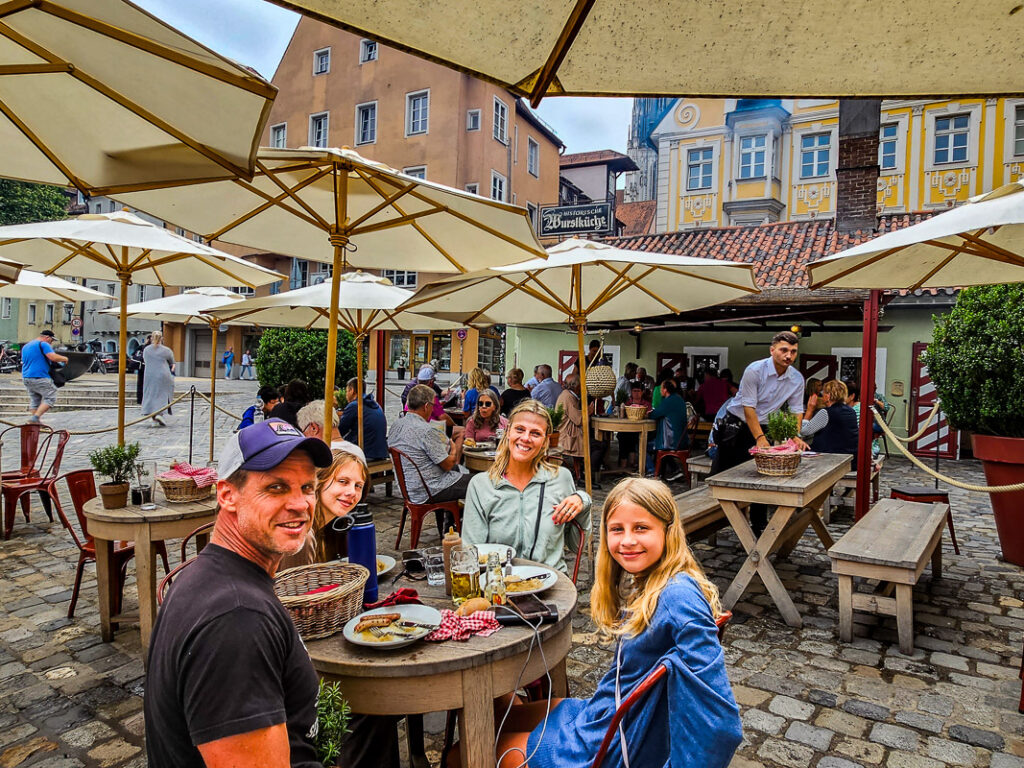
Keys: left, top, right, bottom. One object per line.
{"left": 342, "top": 604, "right": 442, "bottom": 649}
{"left": 476, "top": 543, "right": 516, "bottom": 566}
{"left": 485, "top": 564, "right": 557, "bottom": 597}
{"left": 341, "top": 554, "right": 397, "bottom": 576}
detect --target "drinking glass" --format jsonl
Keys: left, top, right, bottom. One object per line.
{"left": 449, "top": 544, "right": 480, "bottom": 605}
{"left": 424, "top": 547, "right": 445, "bottom": 587}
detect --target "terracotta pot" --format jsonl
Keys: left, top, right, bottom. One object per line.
{"left": 98, "top": 482, "right": 130, "bottom": 510}
{"left": 548, "top": 431, "right": 560, "bottom": 448}
{"left": 972, "top": 434, "right": 1024, "bottom": 567}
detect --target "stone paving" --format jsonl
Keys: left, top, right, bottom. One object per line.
{"left": 0, "top": 380, "right": 1022, "bottom": 768}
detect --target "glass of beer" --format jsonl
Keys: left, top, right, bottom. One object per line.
{"left": 450, "top": 545, "right": 481, "bottom": 605}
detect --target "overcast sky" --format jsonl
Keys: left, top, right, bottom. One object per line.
{"left": 134, "top": 0, "right": 632, "bottom": 154}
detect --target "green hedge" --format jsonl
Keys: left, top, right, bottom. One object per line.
{"left": 922, "top": 284, "right": 1024, "bottom": 438}
{"left": 255, "top": 328, "right": 357, "bottom": 393}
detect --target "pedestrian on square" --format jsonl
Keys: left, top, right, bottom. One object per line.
{"left": 133, "top": 334, "right": 151, "bottom": 406}
{"left": 21, "top": 329, "right": 67, "bottom": 425}
{"left": 141, "top": 331, "right": 175, "bottom": 427}
{"left": 222, "top": 345, "right": 234, "bottom": 379}
{"left": 240, "top": 349, "right": 254, "bottom": 380}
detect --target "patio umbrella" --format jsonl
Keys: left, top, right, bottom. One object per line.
{"left": 0, "top": 211, "right": 284, "bottom": 443}
{"left": 204, "top": 271, "right": 459, "bottom": 447}
{"left": 114, "top": 145, "right": 545, "bottom": 443}
{"left": 0, "top": 0, "right": 276, "bottom": 194}
{"left": 400, "top": 237, "right": 759, "bottom": 495}
{"left": 101, "top": 286, "right": 246, "bottom": 460}
{"left": 266, "top": 0, "right": 1019, "bottom": 106}
{"left": 0, "top": 269, "right": 108, "bottom": 302}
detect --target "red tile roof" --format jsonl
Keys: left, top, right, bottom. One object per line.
{"left": 615, "top": 200, "right": 657, "bottom": 236}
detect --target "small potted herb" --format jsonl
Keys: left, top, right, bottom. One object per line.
{"left": 751, "top": 407, "right": 802, "bottom": 476}
{"left": 314, "top": 680, "right": 351, "bottom": 767}
{"left": 88, "top": 442, "right": 142, "bottom": 509}
{"left": 546, "top": 403, "right": 565, "bottom": 448}
{"left": 765, "top": 406, "right": 800, "bottom": 445}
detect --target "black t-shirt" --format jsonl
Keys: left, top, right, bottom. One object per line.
{"left": 500, "top": 387, "right": 531, "bottom": 416}
{"left": 145, "top": 545, "right": 321, "bottom": 768}
{"left": 269, "top": 400, "right": 305, "bottom": 428}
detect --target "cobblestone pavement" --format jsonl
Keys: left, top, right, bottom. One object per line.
{"left": 1, "top": 385, "right": 1022, "bottom": 768}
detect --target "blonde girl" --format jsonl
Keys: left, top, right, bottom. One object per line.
{"left": 462, "top": 366, "right": 493, "bottom": 414}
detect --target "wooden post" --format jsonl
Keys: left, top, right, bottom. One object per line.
{"left": 573, "top": 263, "right": 592, "bottom": 499}
{"left": 116, "top": 260, "right": 130, "bottom": 445}
{"left": 356, "top": 332, "right": 365, "bottom": 448}
{"left": 208, "top": 319, "right": 220, "bottom": 462}
{"left": 323, "top": 164, "right": 349, "bottom": 438}
{"left": 855, "top": 289, "right": 880, "bottom": 521}
{"left": 375, "top": 330, "right": 386, "bottom": 407}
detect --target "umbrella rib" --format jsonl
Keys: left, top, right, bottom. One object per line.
{"left": 44, "top": 241, "right": 112, "bottom": 275}
{"left": 586, "top": 261, "right": 639, "bottom": 311}
{"left": 208, "top": 169, "right": 331, "bottom": 241}
{"left": 810, "top": 245, "right": 906, "bottom": 288}
{"left": 955, "top": 232, "right": 1024, "bottom": 265}
{"left": 519, "top": 271, "right": 575, "bottom": 315}
{"left": 349, "top": 205, "right": 448, "bottom": 236}
{"left": 527, "top": 0, "right": 597, "bottom": 107}
{"left": 595, "top": 265, "right": 683, "bottom": 315}
{"left": 0, "top": 93, "right": 88, "bottom": 190}
{"left": 255, "top": 160, "right": 333, "bottom": 230}
{"left": 346, "top": 175, "right": 418, "bottom": 230}
{"left": 0, "top": 62, "right": 68, "bottom": 75}
{"left": 908, "top": 251, "right": 960, "bottom": 292}
{"left": 650, "top": 264, "right": 761, "bottom": 293}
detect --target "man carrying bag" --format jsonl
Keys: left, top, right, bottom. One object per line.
{"left": 21, "top": 330, "right": 68, "bottom": 425}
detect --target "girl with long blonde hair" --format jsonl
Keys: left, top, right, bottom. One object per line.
{"left": 491, "top": 477, "right": 741, "bottom": 768}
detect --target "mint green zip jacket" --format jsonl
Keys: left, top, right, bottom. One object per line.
{"left": 462, "top": 465, "right": 592, "bottom": 573}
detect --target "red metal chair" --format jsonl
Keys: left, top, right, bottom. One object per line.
{"left": 654, "top": 449, "right": 691, "bottom": 485}
{"left": 2, "top": 429, "right": 69, "bottom": 539}
{"left": 389, "top": 447, "right": 462, "bottom": 548}
{"left": 178, "top": 520, "right": 215, "bottom": 564}
{"left": 590, "top": 610, "right": 732, "bottom": 768}
{"left": 889, "top": 487, "right": 960, "bottom": 555}
{"left": 0, "top": 423, "right": 51, "bottom": 483}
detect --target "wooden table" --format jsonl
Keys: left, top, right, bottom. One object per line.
{"left": 445, "top": 408, "right": 468, "bottom": 427}
{"left": 82, "top": 492, "right": 217, "bottom": 651}
{"left": 707, "top": 453, "right": 851, "bottom": 627}
{"left": 308, "top": 561, "right": 577, "bottom": 768}
{"left": 463, "top": 447, "right": 563, "bottom": 473}
{"left": 591, "top": 416, "right": 656, "bottom": 476}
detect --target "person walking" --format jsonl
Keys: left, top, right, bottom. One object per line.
{"left": 21, "top": 330, "right": 67, "bottom": 425}
{"left": 141, "top": 331, "right": 175, "bottom": 427}
{"left": 133, "top": 334, "right": 151, "bottom": 406}
{"left": 222, "top": 345, "right": 234, "bottom": 379}
{"left": 239, "top": 348, "right": 254, "bottom": 380}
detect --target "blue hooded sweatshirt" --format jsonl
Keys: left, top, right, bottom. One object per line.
{"left": 527, "top": 573, "right": 742, "bottom": 768}
{"left": 338, "top": 393, "right": 388, "bottom": 461}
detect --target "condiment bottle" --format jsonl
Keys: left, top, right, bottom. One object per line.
{"left": 442, "top": 527, "right": 460, "bottom": 596}
{"left": 484, "top": 551, "right": 506, "bottom": 606}
{"left": 347, "top": 504, "right": 378, "bottom": 604}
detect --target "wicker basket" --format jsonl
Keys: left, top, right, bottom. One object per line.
{"left": 623, "top": 404, "right": 648, "bottom": 421}
{"left": 752, "top": 451, "right": 802, "bottom": 477}
{"left": 157, "top": 476, "right": 215, "bottom": 503}
{"left": 274, "top": 562, "right": 369, "bottom": 640}
{"left": 585, "top": 364, "right": 617, "bottom": 397}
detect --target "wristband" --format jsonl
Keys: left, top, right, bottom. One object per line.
{"left": 754, "top": 433, "right": 765, "bottom": 440}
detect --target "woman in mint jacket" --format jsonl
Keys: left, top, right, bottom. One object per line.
{"left": 463, "top": 399, "right": 591, "bottom": 573}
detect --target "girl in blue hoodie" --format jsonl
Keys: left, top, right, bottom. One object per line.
{"left": 493, "top": 477, "right": 742, "bottom": 768}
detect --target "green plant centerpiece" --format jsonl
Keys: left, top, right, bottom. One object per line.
{"left": 88, "top": 442, "right": 141, "bottom": 509}
{"left": 546, "top": 403, "right": 566, "bottom": 448}
{"left": 765, "top": 406, "right": 800, "bottom": 445}
{"left": 922, "top": 284, "right": 1024, "bottom": 565}
{"left": 314, "top": 679, "right": 351, "bottom": 767}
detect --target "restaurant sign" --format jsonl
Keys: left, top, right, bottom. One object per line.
{"left": 539, "top": 202, "right": 613, "bottom": 237}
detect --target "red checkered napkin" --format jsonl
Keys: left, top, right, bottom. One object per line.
{"left": 425, "top": 609, "right": 500, "bottom": 641}
{"left": 160, "top": 462, "right": 219, "bottom": 488}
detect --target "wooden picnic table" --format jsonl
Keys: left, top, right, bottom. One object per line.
{"left": 706, "top": 453, "right": 851, "bottom": 627}
{"left": 591, "top": 416, "right": 656, "bottom": 477}
{"left": 307, "top": 559, "right": 577, "bottom": 768}
{"left": 83, "top": 491, "right": 217, "bottom": 652}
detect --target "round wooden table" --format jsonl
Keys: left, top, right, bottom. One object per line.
{"left": 82, "top": 491, "right": 217, "bottom": 652}
{"left": 307, "top": 561, "right": 578, "bottom": 768}
{"left": 463, "top": 447, "right": 564, "bottom": 473}
{"left": 591, "top": 416, "right": 657, "bottom": 475}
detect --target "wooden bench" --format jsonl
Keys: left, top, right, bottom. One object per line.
{"left": 365, "top": 458, "right": 394, "bottom": 497}
{"left": 673, "top": 485, "right": 729, "bottom": 543}
{"left": 686, "top": 454, "right": 713, "bottom": 487}
{"left": 828, "top": 498, "right": 948, "bottom": 654}
{"left": 822, "top": 455, "right": 885, "bottom": 522}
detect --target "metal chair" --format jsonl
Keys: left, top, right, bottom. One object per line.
{"left": 389, "top": 447, "right": 462, "bottom": 549}
{"left": 2, "top": 429, "right": 69, "bottom": 539}
{"left": 158, "top": 520, "right": 216, "bottom": 604}
{"left": 0, "top": 423, "right": 52, "bottom": 483}
{"left": 654, "top": 449, "right": 691, "bottom": 485}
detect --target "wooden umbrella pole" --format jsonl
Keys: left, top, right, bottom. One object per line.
{"left": 116, "top": 263, "right": 130, "bottom": 445}
{"left": 573, "top": 263, "right": 593, "bottom": 499}
{"left": 208, "top": 319, "right": 220, "bottom": 462}
{"left": 356, "top": 333, "right": 365, "bottom": 449}
{"left": 324, "top": 164, "right": 350, "bottom": 439}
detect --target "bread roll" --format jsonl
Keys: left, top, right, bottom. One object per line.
{"left": 455, "top": 597, "right": 492, "bottom": 616}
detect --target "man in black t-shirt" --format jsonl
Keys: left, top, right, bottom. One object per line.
{"left": 145, "top": 419, "right": 332, "bottom": 768}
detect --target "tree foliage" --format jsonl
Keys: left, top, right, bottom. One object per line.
{"left": 922, "top": 284, "right": 1024, "bottom": 438}
{"left": 255, "top": 327, "right": 357, "bottom": 393}
{"left": 0, "top": 180, "right": 68, "bottom": 225}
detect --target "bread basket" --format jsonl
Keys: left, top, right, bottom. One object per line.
{"left": 274, "top": 562, "right": 369, "bottom": 640}
{"left": 623, "top": 404, "right": 648, "bottom": 421}
{"left": 157, "top": 476, "right": 214, "bottom": 503}
{"left": 752, "top": 451, "right": 802, "bottom": 476}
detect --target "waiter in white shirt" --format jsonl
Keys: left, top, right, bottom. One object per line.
{"left": 710, "top": 331, "right": 809, "bottom": 534}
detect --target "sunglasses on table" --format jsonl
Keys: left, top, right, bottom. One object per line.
{"left": 394, "top": 549, "right": 427, "bottom": 582}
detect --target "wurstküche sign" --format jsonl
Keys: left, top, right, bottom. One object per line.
{"left": 539, "top": 202, "right": 613, "bottom": 237}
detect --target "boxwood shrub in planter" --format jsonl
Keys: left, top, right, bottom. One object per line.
{"left": 922, "top": 283, "right": 1024, "bottom": 565}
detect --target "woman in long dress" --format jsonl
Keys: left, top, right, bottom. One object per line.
{"left": 141, "top": 331, "right": 175, "bottom": 426}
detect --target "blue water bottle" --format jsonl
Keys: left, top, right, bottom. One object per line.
{"left": 347, "top": 504, "right": 378, "bottom": 604}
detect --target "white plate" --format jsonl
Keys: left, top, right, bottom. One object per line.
{"left": 342, "top": 555, "right": 397, "bottom": 576}
{"left": 476, "top": 543, "right": 516, "bottom": 566}
{"left": 342, "top": 604, "right": 442, "bottom": 649}
{"left": 486, "top": 565, "right": 557, "bottom": 596}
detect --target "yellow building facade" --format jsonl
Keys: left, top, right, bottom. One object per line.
{"left": 652, "top": 98, "right": 1023, "bottom": 231}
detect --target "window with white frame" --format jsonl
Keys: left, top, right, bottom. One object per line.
{"left": 235, "top": 285, "right": 256, "bottom": 296}
{"left": 800, "top": 133, "right": 830, "bottom": 178}
{"left": 138, "top": 285, "right": 147, "bottom": 302}
{"left": 738, "top": 135, "right": 766, "bottom": 179}
{"left": 1, "top": 297, "right": 10, "bottom": 319}
{"left": 270, "top": 123, "right": 287, "bottom": 148}
{"left": 527, "top": 137, "right": 540, "bottom": 177}
{"left": 359, "top": 39, "right": 377, "bottom": 63}
{"left": 27, "top": 303, "right": 36, "bottom": 325}
{"left": 62, "top": 303, "right": 74, "bottom": 324}
{"left": 933, "top": 114, "right": 969, "bottom": 164}
{"left": 686, "top": 147, "right": 713, "bottom": 190}
{"left": 493, "top": 97, "right": 508, "bottom": 144}
{"left": 526, "top": 202, "right": 538, "bottom": 229}
{"left": 44, "top": 303, "right": 54, "bottom": 324}
{"left": 270, "top": 280, "right": 282, "bottom": 295}
{"left": 1015, "top": 106, "right": 1024, "bottom": 156}
{"left": 356, "top": 102, "right": 377, "bottom": 145}
{"left": 403, "top": 166, "right": 426, "bottom": 179}
{"left": 879, "top": 123, "right": 898, "bottom": 170}
{"left": 313, "top": 47, "right": 330, "bottom": 75}
{"left": 465, "top": 182, "right": 479, "bottom": 195}
{"left": 382, "top": 270, "right": 417, "bottom": 288}
{"left": 309, "top": 112, "right": 329, "bottom": 148}
{"left": 490, "top": 170, "right": 506, "bottom": 202}
{"left": 406, "top": 90, "right": 429, "bottom": 135}
{"left": 467, "top": 109, "right": 481, "bottom": 131}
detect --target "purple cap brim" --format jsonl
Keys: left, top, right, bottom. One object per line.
{"left": 241, "top": 435, "right": 333, "bottom": 472}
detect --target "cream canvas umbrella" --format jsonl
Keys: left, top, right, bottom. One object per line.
{"left": 0, "top": 211, "right": 284, "bottom": 442}
{"left": 0, "top": 0, "right": 275, "bottom": 194}
{"left": 401, "top": 237, "right": 760, "bottom": 495}
{"left": 0, "top": 269, "right": 108, "bottom": 302}
{"left": 114, "top": 145, "right": 545, "bottom": 440}
{"left": 205, "top": 272, "right": 459, "bottom": 446}
{"left": 267, "top": 0, "right": 1022, "bottom": 106}
{"left": 0, "top": 257, "right": 21, "bottom": 284}
{"left": 101, "top": 286, "right": 246, "bottom": 459}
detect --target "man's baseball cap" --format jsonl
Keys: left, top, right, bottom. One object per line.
{"left": 219, "top": 418, "right": 332, "bottom": 478}
{"left": 39, "top": 330, "right": 55, "bottom": 339}
{"left": 417, "top": 365, "right": 435, "bottom": 381}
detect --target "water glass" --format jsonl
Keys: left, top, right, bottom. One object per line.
{"left": 424, "top": 547, "right": 445, "bottom": 586}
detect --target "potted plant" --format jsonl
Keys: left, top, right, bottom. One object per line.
{"left": 546, "top": 403, "right": 566, "bottom": 448}
{"left": 765, "top": 406, "right": 800, "bottom": 445}
{"left": 922, "top": 284, "right": 1024, "bottom": 565}
{"left": 88, "top": 442, "right": 142, "bottom": 509}
{"left": 314, "top": 679, "right": 351, "bottom": 767}
{"left": 751, "top": 406, "right": 802, "bottom": 476}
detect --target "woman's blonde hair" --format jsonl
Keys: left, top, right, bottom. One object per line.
{"left": 150, "top": 330, "right": 163, "bottom": 345}
{"left": 468, "top": 367, "right": 489, "bottom": 392}
{"left": 488, "top": 399, "right": 555, "bottom": 483}
{"left": 312, "top": 448, "right": 367, "bottom": 561}
{"left": 590, "top": 477, "right": 722, "bottom": 637}
{"left": 822, "top": 379, "right": 848, "bottom": 405}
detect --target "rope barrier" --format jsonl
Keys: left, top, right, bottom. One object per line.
{"left": 0, "top": 389, "right": 197, "bottom": 435}
{"left": 884, "top": 401, "right": 941, "bottom": 444}
{"left": 871, "top": 408, "right": 1024, "bottom": 492}
{"left": 192, "top": 390, "right": 244, "bottom": 421}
